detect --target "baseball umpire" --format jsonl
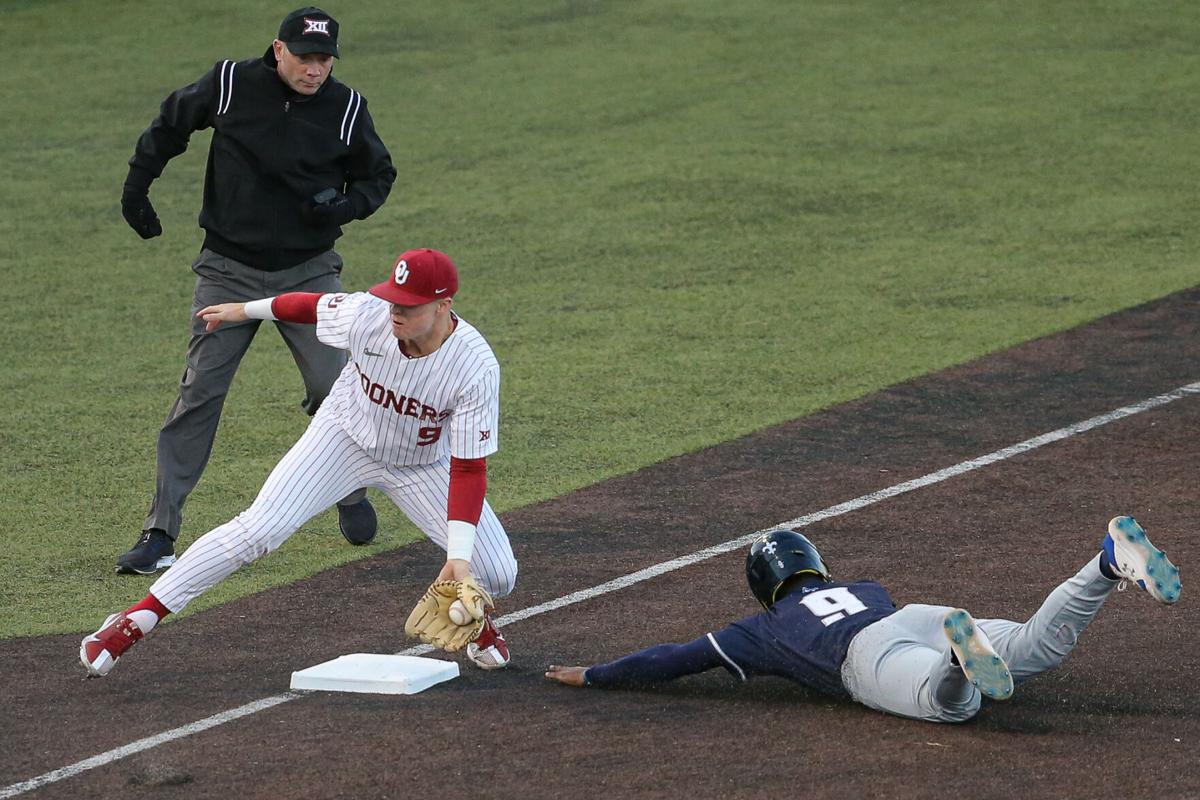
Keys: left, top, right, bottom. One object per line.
{"left": 546, "top": 517, "right": 1181, "bottom": 723}
{"left": 116, "top": 7, "right": 397, "bottom": 575}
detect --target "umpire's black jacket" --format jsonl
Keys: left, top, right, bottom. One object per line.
{"left": 127, "top": 47, "right": 397, "bottom": 270}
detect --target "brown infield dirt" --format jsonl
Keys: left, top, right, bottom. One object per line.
{"left": 3, "top": 288, "right": 1199, "bottom": 800}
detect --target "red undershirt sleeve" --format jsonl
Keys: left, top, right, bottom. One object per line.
{"left": 270, "top": 292, "right": 323, "bottom": 323}
{"left": 448, "top": 456, "right": 487, "bottom": 524}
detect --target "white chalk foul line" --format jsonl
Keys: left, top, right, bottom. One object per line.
{"left": 497, "top": 380, "right": 1200, "bottom": 626}
{"left": 0, "top": 695, "right": 295, "bottom": 798}
{"left": 4, "top": 380, "right": 1197, "bottom": 799}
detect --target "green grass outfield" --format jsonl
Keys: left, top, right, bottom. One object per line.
{"left": 2, "top": 1, "right": 1196, "bottom": 637}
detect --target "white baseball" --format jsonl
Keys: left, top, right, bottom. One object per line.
{"left": 448, "top": 599, "right": 472, "bottom": 625}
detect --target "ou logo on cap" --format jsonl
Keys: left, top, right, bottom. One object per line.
{"left": 394, "top": 260, "right": 410, "bottom": 285}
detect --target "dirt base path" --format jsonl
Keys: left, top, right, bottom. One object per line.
{"left": 5, "top": 288, "right": 1198, "bottom": 799}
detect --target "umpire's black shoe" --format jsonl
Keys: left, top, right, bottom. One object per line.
{"left": 338, "top": 498, "right": 378, "bottom": 545}
{"left": 115, "top": 529, "right": 177, "bottom": 575}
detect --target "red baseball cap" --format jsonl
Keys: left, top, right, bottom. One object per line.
{"left": 369, "top": 249, "right": 459, "bottom": 306}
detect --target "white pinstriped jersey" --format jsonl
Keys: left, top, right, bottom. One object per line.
{"left": 315, "top": 292, "right": 500, "bottom": 466}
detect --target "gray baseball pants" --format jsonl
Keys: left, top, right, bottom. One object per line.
{"left": 143, "top": 248, "right": 364, "bottom": 540}
{"left": 840, "top": 555, "right": 1117, "bottom": 722}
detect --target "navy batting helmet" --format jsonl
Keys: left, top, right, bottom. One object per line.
{"left": 745, "top": 529, "right": 832, "bottom": 608}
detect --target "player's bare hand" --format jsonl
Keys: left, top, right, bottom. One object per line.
{"left": 436, "top": 558, "right": 472, "bottom": 583}
{"left": 545, "top": 665, "right": 589, "bottom": 687}
{"left": 196, "top": 303, "right": 249, "bottom": 332}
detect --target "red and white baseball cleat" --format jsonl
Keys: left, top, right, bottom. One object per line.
{"left": 466, "top": 615, "right": 509, "bottom": 670}
{"left": 79, "top": 612, "right": 145, "bottom": 677}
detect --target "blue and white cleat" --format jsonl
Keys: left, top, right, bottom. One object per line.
{"left": 1104, "top": 516, "right": 1181, "bottom": 604}
{"left": 943, "top": 608, "right": 1013, "bottom": 701}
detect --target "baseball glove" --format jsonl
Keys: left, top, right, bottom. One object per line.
{"left": 404, "top": 577, "right": 494, "bottom": 652}
{"left": 457, "top": 575, "right": 494, "bottom": 625}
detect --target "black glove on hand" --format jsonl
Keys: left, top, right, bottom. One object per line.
{"left": 121, "top": 193, "right": 163, "bottom": 239}
{"left": 302, "top": 190, "right": 357, "bottom": 227}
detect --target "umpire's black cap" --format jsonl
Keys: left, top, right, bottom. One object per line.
{"left": 278, "top": 7, "right": 340, "bottom": 58}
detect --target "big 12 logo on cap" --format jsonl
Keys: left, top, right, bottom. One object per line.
{"left": 303, "top": 18, "right": 331, "bottom": 36}
{"left": 394, "top": 259, "right": 410, "bottom": 285}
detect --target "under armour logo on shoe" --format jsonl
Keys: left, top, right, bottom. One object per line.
{"left": 303, "top": 18, "right": 331, "bottom": 35}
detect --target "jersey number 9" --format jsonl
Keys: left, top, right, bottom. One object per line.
{"left": 800, "top": 587, "right": 869, "bottom": 627}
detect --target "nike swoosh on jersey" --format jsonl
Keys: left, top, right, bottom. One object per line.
{"left": 364, "top": 349, "right": 385, "bottom": 357}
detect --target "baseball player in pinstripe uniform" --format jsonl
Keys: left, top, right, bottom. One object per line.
{"left": 115, "top": 7, "right": 397, "bottom": 575}
{"left": 547, "top": 520, "right": 1180, "bottom": 723}
{"left": 82, "top": 248, "right": 517, "bottom": 675}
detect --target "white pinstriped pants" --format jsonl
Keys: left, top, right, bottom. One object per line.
{"left": 150, "top": 409, "right": 518, "bottom": 613}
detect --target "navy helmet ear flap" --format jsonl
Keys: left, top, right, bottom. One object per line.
{"left": 746, "top": 529, "right": 832, "bottom": 608}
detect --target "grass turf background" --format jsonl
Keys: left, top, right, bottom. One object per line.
{"left": 1, "top": 0, "right": 1196, "bottom": 636}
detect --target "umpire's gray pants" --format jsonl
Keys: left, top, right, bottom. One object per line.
{"left": 840, "top": 556, "right": 1116, "bottom": 723}
{"left": 144, "top": 248, "right": 363, "bottom": 540}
